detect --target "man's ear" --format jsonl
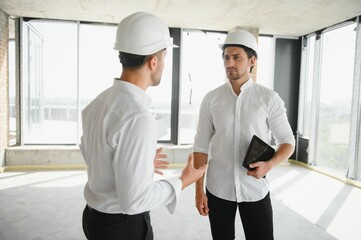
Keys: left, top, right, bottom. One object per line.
{"left": 148, "top": 56, "right": 157, "bottom": 71}
{"left": 249, "top": 56, "right": 256, "bottom": 68}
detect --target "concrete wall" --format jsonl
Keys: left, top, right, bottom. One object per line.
{"left": 0, "top": 9, "right": 9, "bottom": 168}
{"left": 273, "top": 38, "right": 301, "bottom": 159}
{"left": 5, "top": 145, "right": 193, "bottom": 169}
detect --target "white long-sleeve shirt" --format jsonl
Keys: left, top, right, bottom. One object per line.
{"left": 80, "top": 79, "right": 182, "bottom": 215}
{"left": 193, "top": 78, "right": 295, "bottom": 202}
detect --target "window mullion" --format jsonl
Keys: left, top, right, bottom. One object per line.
{"left": 348, "top": 20, "right": 361, "bottom": 179}
{"left": 308, "top": 33, "right": 322, "bottom": 166}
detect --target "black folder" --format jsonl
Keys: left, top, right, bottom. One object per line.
{"left": 243, "top": 135, "right": 275, "bottom": 170}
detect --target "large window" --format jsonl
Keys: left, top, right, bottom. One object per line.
{"left": 22, "top": 20, "right": 78, "bottom": 144}
{"left": 21, "top": 19, "right": 176, "bottom": 144}
{"left": 19, "top": 19, "right": 279, "bottom": 146}
{"left": 315, "top": 23, "right": 356, "bottom": 174}
{"left": 298, "top": 21, "right": 360, "bottom": 179}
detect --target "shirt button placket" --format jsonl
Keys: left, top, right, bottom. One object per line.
{"left": 234, "top": 94, "right": 242, "bottom": 202}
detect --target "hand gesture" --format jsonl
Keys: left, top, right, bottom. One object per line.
{"left": 153, "top": 147, "right": 169, "bottom": 175}
{"left": 180, "top": 154, "right": 207, "bottom": 190}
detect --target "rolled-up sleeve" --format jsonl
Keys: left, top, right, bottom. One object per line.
{"left": 193, "top": 94, "right": 214, "bottom": 153}
{"left": 268, "top": 93, "right": 295, "bottom": 146}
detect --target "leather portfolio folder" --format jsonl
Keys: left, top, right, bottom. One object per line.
{"left": 243, "top": 135, "right": 275, "bottom": 170}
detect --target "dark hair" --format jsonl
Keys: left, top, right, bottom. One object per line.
{"left": 118, "top": 48, "right": 166, "bottom": 69}
{"left": 118, "top": 52, "right": 149, "bottom": 68}
{"left": 222, "top": 44, "right": 257, "bottom": 72}
{"left": 222, "top": 44, "right": 257, "bottom": 59}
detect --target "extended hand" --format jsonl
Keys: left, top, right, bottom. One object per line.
{"left": 180, "top": 154, "right": 207, "bottom": 190}
{"left": 154, "top": 147, "right": 169, "bottom": 175}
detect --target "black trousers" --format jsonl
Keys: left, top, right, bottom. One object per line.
{"left": 206, "top": 189, "right": 274, "bottom": 240}
{"left": 82, "top": 205, "right": 153, "bottom": 240}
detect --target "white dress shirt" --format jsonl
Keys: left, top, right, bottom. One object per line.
{"left": 80, "top": 79, "right": 182, "bottom": 215}
{"left": 193, "top": 78, "right": 295, "bottom": 202}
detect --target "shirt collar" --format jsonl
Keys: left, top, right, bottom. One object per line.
{"left": 240, "top": 78, "right": 254, "bottom": 91}
{"left": 226, "top": 77, "right": 254, "bottom": 95}
{"left": 113, "top": 78, "right": 152, "bottom": 107}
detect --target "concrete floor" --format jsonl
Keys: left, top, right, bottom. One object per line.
{"left": 0, "top": 163, "right": 360, "bottom": 240}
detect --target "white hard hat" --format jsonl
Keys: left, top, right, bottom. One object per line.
{"left": 114, "top": 12, "right": 178, "bottom": 55}
{"left": 219, "top": 29, "right": 258, "bottom": 54}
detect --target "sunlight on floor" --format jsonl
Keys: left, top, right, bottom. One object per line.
{"left": 271, "top": 166, "right": 361, "bottom": 240}
{"left": 274, "top": 170, "right": 344, "bottom": 223}
{"left": 0, "top": 171, "right": 86, "bottom": 190}
{"left": 327, "top": 188, "right": 361, "bottom": 240}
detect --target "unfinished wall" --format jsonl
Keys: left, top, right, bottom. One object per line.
{"left": 0, "top": 9, "right": 9, "bottom": 168}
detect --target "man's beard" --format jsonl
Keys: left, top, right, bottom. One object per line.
{"left": 226, "top": 71, "right": 241, "bottom": 81}
{"left": 227, "top": 69, "right": 247, "bottom": 81}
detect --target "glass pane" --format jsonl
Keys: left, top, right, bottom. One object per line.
{"left": 257, "top": 36, "right": 274, "bottom": 88}
{"left": 23, "top": 21, "right": 78, "bottom": 144}
{"left": 179, "top": 30, "right": 226, "bottom": 144}
{"left": 315, "top": 23, "right": 357, "bottom": 174}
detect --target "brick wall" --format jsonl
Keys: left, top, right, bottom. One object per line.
{"left": 0, "top": 9, "right": 9, "bottom": 167}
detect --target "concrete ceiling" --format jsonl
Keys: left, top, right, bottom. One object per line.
{"left": 1, "top": 0, "right": 361, "bottom": 36}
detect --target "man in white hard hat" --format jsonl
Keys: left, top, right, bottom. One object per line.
{"left": 80, "top": 12, "right": 207, "bottom": 240}
{"left": 193, "top": 29, "right": 295, "bottom": 240}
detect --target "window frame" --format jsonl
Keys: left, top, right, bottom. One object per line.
{"left": 297, "top": 17, "right": 361, "bottom": 180}
{"left": 18, "top": 18, "right": 183, "bottom": 145}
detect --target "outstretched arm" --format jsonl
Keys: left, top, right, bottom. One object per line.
{"left": 179, "top": 153, "right": 208, "bottom": 190}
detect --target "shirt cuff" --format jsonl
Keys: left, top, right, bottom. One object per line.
{"left": 162, "top": 177, "right": 182, "bottom": 214}
{"left": 192, "top": 146, "right": 209, "bottom": 154}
